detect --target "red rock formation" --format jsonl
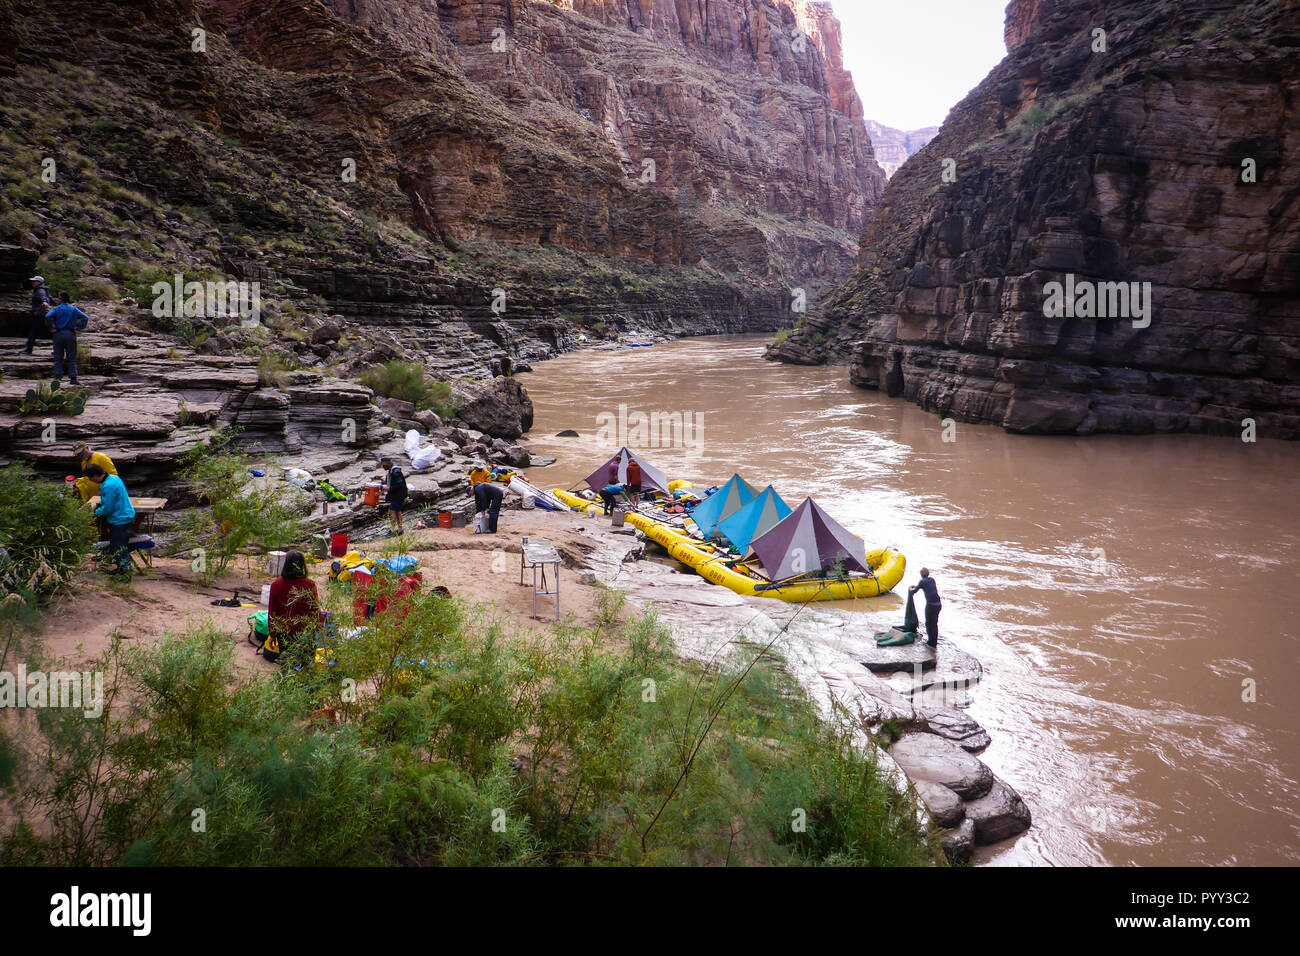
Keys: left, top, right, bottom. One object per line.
{"left": 0, "top": 0, "right": 881, "bottom": 375}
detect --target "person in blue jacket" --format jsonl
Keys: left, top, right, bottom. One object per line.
{"left": 44, "top": 292, "right": 89, "bottom": 384}
{"left": 86, "top": 463, "right": 135, "bottom": 573}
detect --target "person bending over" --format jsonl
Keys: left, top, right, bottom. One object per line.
{"left": 85, "top": 463, "right": 135, "bottom": 575}
{"left": 599, "top": 483, "right": 626, "bottom": 516}
{"left": 473, "top": 480, "right": 505, "bottom": 533}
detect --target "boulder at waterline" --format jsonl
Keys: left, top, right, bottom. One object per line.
{"left": 889, "top": 733, "right": 994, "bottom": 800}
{"left": 920, "top": 706, "right": 992, "bottom": 753}
{"left": 965, "top": 774, "right": 1033, "bottom": 845}
{"left": 913, "top": 779, "right": 965, "bottom": 829}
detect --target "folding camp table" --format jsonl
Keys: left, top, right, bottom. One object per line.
{"left": 519, "top": 537, "right": 561, "bottom": 620}
{"left": 89, "top": 496, "right": 167, "bottom": 568}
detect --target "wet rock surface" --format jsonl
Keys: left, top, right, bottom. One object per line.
{"left": 890, "top": 733, "right": 994, "bottom": 800}
{"left": 965, "top": 774, "right": 1033, "bottom": 845}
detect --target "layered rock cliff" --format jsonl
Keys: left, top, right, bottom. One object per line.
{"left": 0, "top": 0, "right": 883, "bottom": 380}
{"left": 771, "top": 0, "right": 1300, "bottom": 439}
{"left": 865, "top": 121, "right": 941, "bottom": 179}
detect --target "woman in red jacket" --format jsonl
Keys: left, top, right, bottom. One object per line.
{"left": 269, "top": 550, "right": 319, "bottom": 663}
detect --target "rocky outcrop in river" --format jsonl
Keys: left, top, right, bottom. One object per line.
{"left": 770, "top": 0, "right": 1300, "bottom": 439}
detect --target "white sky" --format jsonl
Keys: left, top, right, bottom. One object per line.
{"left": 831, "top": 0, "right": 1012, "bottom": 131}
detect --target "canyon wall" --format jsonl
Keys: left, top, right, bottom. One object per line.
{"left": 865, "top": 121, "right": 941, "bottom": 179}
{"left": 0, "top": 0, "right": 881, "bottom": 377}
{"left": 771, "top": 0, "right": 1300, "bottom": 439}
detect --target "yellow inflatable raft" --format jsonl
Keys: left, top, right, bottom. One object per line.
{"left": 552, "top": 488, "right": 905, "bottom": 602}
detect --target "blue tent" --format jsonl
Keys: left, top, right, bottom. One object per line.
{"left": 716, "top": 486, "right": 792, "bottom": 553}
{"left": 689, "top": 474, "right": 758, "bottom": 538}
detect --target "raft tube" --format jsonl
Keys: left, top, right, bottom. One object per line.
{"left": 552, "top": 488, "right": 905, "bottom": 601}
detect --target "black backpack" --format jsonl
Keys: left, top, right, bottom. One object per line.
{"left": 389, "top": 468, "right": 407, "bottom": 499}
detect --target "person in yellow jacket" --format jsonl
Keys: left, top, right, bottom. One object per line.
{"left": 73, "top": 442, "right": 117, "bottom": 503}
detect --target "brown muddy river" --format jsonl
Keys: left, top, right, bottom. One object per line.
{"left": 518, "top": 335, "right": 1300, "bottom": 866}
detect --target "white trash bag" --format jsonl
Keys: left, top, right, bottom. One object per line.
{"left": 404, "top": 429, "right": 442, "bottom": 471}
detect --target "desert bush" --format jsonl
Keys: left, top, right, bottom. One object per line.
{"left": 1, "top": 581, "right": 939, "bottom": 867}
{"left": 360, "top": 361, "right": 452, "bottom": 416}
{"left": 167, "top": 435, "right": 303, "bottom": 581}
{"left": 0, "top": 464, "right": 95, "bottom": 609}
{"left": 257, "top": 352, "right": 298, "bottom": 389}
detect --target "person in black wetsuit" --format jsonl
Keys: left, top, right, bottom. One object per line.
{"left": 908, "top": 568, "right": 942, "bottom": 648}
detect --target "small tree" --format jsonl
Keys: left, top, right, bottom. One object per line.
{"left": 170, "top": 435, "right": 304, "bottom": 581}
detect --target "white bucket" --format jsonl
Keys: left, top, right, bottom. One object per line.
{"left": 267, "top": 550, "right": 287, "bottom": 576}
{"left": 260, "top": 584, "right": 272, "bottom": 607}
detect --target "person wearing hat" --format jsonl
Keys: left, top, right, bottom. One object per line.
{"left": 23, "top": 275, "right": 51, "bottom": 355}
{"left": 73, "top": 442, "right": 118, "bottom": 504}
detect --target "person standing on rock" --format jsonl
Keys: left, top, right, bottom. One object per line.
{"left": 908, "top": 568, "right": 942, "bottom": 648}
{"left": 384, "top": 464, "right": 408, "bottom": 536}
{"left": 23, "top": 275, "right": 52, "bottom": 355}
{"left": 45, "top": 292, "right": 89, "bottom": 384}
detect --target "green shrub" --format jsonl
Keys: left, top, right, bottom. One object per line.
{"left": 360, "top": 361, "right": 452, "bottom": 415}
{"left": 257, "top": 352, "right": 298, "bottom": 389}
{"left": 167, "top": 435, "right": 304, "bottom": 581}
{"left": 0, "top": 590, "right": 940, "bottom": 867}
{"left": 0, "top": 464, "right": 95, "bottom": 608}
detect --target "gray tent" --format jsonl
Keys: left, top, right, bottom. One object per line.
{"left": 749, "top": 498, "right": 870, "bottom": 580}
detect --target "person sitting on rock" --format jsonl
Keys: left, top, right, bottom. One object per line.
{"left": 85, "top": 463, "right": 135, "bottom": 575}
{"left": 908, "top": 568, "right": 942, "bottom": 648}
{"left": 73, "top": 442, "right": 117, "bottom": 504}
{"left": 269, "top": 550, "right": 320, "bottom": 664}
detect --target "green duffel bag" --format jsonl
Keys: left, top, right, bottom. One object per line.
{"left": 875, "top": 626, "right": 916, "bottom": 647}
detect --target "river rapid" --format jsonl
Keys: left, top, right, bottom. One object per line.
{"left": 517, "top": 335, "right": 1300, "bottom": 866}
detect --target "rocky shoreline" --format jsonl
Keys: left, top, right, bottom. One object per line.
{"left": 578, "top": 518, "right": 1031, "bottom": 862}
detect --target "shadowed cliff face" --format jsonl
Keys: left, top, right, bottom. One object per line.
{"left": 771, "top": 0, "right": 1300, "bottom": 439}
{"left": 0, "top": 0, "right": 880, "bottom": 371}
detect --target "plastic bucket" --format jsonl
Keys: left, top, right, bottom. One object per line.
{"left": 260, "top": 584, "right": 272, "bottom": 606}
{"left": 438, "top": 512, "right": 454, "bottom": 529}
{"left": 330, "top": 533, "right": 349, "bottom": 558}
{"left": 363, "top": 483, "right": 381, "bottom": 507}
{"left": 267, "top": 550, "right": 287, "bottom": 576}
